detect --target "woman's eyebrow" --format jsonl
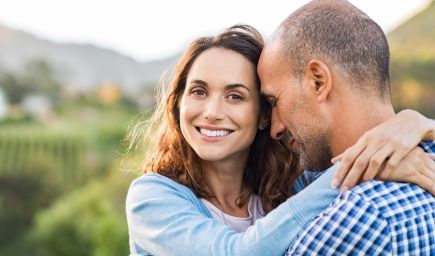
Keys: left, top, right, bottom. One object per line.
{"left": 189, "top": 80, "right": 251, "bottom": 93}
{"left": 225, "top": 83, "right": 251, "bottom": 93}
{"left": 189, "top": 79, "right": 208, "bottom": 86}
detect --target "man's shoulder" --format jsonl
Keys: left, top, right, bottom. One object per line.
{"left": 286, "top": 141, "right": 435, "bottom": 255}
{"left": 347, "top": 180, "right": 435, "bottom": 223}
{"left": 347, "top": 139, "right": 434, "bottom": 214}
{"left": 420, "top": 141, "right": 435, "bottom": 153}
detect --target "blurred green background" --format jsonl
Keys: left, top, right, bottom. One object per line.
{"left": 0, "top": 72, "right": 137, "bottom": 255}
{"left": 0, "top": 2, "right": 434, "bottom": 256}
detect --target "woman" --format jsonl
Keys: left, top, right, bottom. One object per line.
{"left": 126, "top": 25, "right": 435, "bottom": 256}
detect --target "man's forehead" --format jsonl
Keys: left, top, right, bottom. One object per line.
{"left": 260, "top": 41, "right": 282, "bottom": 64}
{"left": 260, "top": 79, "right": 280, "bottom": 100}
{"left": 260, "top": 82, "right": 275, "bottom": 96}
{"left": 259, "top": 49, "right": 286, "bottom": 94}
{"left": 259, "top": 36, "right": 287, "bottom": 73}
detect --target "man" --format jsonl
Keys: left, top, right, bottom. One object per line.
{"left": 258, "top": 0, "right": 435, "bottom": 254}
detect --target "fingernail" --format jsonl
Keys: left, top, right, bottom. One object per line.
{"left": 331, "top": 178, "right": 340, "bottom": 189}
{"left": 341, "top": 186, "right": 349, "bottom": 193}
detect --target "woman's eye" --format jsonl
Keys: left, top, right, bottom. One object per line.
{"left": 228, "top": 94, "right": 243, "bottom": 100}
{"left": 191, "top": 89, "right": 206, "bottom": 96}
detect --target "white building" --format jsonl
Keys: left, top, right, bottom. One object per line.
{"left": 21, "top": 94, "right": 52, "bottom": 118}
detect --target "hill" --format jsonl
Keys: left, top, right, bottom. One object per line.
{"left": 0, "top": 24, "right": 178, "bottom": 96}
{"left": 0, "top": 2, "right": 434, "bottom": 117}
{"left": 387, "top": 0, "right": 435, "bottom": 117}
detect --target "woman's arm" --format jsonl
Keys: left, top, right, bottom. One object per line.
{"left": 331, "top": 109, "right": 435, "bottom": 192}
{"left": 426, "top": 118, "right": 435, "bottom": 140}
{"left": 375, "top": 145, "right": 435, "bottom": 188}
{"left": 126, "top": 170, "right": 339, "bottom": 256}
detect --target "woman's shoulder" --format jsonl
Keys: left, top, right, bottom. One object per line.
{"left": 126, "top": 172, "right": 212, "bottom": 221}
{"left": 131, "top": 172, "right": 182, "bottom": 187}
{"left": 127, "top": 172, "right": 201, "bottom": 205}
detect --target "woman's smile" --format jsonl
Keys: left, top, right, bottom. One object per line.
{"left": 195, "top": 125, "right": 234, "bottom": 139}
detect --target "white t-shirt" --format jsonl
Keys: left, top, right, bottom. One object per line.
{"left": 201, "top": 194, "right": 265, "bottom": 232}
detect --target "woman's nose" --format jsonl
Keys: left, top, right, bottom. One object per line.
{"left": 203, "top": 96, "right": 224, "bottom": 121}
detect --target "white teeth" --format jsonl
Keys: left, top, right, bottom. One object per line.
{"left": 199, "top": 128, "right": 230, "bottom": 137}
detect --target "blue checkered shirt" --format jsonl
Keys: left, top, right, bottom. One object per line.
{"left": 286, "top": 141, "right": 435, "bottom": 256}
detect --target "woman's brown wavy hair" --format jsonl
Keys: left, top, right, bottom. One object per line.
{"left": 126, "top": 24, "right": 302, "bottom": 212}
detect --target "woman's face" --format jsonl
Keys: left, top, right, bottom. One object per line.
{"left": 179, "top": 47, "right": 261, "bottom": 163}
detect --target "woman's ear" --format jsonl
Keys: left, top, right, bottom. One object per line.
{"left": 304, "top": 59, "right": 332, "bottom": 103}
{"left": 258, "top": 113, "right": 270, "bottom": 130}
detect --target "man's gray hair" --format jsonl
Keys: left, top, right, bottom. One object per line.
{"left": 279, "top": 0, "right": 391, "bottom": 101}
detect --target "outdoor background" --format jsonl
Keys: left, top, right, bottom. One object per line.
{"left": 0, "top": 0, "right": 434, "bottom": 255}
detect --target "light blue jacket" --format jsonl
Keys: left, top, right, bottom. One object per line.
{"left": 126, "top": 164, "right": 339, "bottom": 256}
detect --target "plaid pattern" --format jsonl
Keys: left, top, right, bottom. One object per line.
{"left": 286, "top": 141, "right": 435, "bottom": 256}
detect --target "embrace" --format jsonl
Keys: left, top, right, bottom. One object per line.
{"left": 126, "top": 0, "right": 435, "bottom": 255}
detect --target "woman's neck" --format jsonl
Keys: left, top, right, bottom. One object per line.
{"left": 202, "top": 156, "right": 250, "bottom": 217}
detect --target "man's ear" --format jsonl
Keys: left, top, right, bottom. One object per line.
{"left": 304, "top": 59, "right": 332, "bottom": 102}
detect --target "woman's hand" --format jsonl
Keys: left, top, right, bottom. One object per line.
{"left": 376, "top": 148, "right": 435, "bottom": 195}
{"left": 331, "top": 109, "right": 435, "bottom": 192}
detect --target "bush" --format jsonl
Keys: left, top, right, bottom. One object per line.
{"left": 0, "top": 170, "right": 60, "bottom": 249}
{"left": 27, "top": 171, "right": 133, "bottom": 256}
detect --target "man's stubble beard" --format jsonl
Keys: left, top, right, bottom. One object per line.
{"left": 298, "top": 132, "right": 333, "bottom": 172}
{"left": 287, "top": 79, "right": 333, "bottom": 172}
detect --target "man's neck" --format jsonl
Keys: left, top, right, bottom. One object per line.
{"left": 330, "top": 99, "right": 395, "bottom": 157}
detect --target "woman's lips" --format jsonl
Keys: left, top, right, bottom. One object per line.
{"left": 195, "top": 126, "right": 234, "bottom": 142}
{"left": 198, "top": 128, "right": 231, "bottom": 137}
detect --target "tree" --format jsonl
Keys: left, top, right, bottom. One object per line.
{"left": 0, "top": 59, "right": 61, "bottom": 104}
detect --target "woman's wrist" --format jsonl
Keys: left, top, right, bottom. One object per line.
{"left": 399, "top": 109, "right": 433, "bottom": 141}
{"left": 423, "top": 118, "right": 435, "bottom": 141}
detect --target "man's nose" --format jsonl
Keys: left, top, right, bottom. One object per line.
{"left": 203, "top": 96, "right": 224, "bottom": 121}
{"left": 270, "top": 109, "right": 286, "bottom": 140}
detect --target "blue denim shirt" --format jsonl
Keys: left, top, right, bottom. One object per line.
{"left": 126, "top": 164, "right": 340, "bottom": 256}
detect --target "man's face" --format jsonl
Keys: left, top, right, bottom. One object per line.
{"left": 258, "top": 41, "right": 333, "bottom": 171}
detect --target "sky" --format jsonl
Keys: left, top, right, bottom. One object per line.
{"left": 0, "top": 0, "right": 431, "bottom": 62}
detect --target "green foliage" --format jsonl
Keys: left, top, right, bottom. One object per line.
{"left": 27, "top": 171, "right": 133, "bottom": 256}
{"left": 387, "top": 0, "right": 435, "bottom": 118}
{"left": 0, "top": 101, "right": 139, "bottom": 254}
{"left": 389, "top": 1, "right": 435, "bottom": 59}
{"left": 0, "top": 59, "right": 61, "bottom": 104}
{"left": 0, "top": 72, "right": 29, "bottom": 104}
{"left": 0, "top": 124, "right": 88, "bottom": 185}
{"left": 0, "top": 170, "right": 60, "bottom": 249}
{"left": 0, "top": 37, "right": 144, "bottom": 256}
{"left": 391, "top": 59, "right": 435, "bottom": 85}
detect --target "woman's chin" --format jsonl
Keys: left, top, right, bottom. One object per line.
{"left": 196, "top": 153, "right": 226, "bottom": 162}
